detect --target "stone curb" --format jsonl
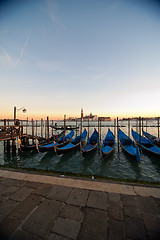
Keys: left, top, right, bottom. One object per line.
{"left": 0, "top": 169, "right": 160, "bottom": 198}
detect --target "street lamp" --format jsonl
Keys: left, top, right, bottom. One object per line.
{"left": 14, "top": 106, "right": 27, "bottom": 124}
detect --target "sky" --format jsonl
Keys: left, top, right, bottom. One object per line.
{"left": 0, "top": 0, "right": 160, "bottom": 120}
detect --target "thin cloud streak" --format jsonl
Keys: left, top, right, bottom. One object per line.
{"left": 0, "top": 46, "right": 13, "bottom": 70}
{"left": 71, "top": 65, "right": 117, "bottom": 83}
{"left": 15, "top": 30, "right": 32, "bottom": 67}
{"left": 0, "top": 31, "right": 31, "bottom": 70}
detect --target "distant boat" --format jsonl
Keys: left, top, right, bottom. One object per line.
{"left": 119, "top": 129, "right": 140, "bottom": 162}
{"left": 101, "top": 129, "right": 115, "bottom": 157}
{"left": 56, "top": 129, "right": 87, "bottom": 155}
{"left": 132, "top": 129, "right": 160, "bottom": 156}
{"left": 21, "top": 131, "right": 64, "bottom": 151}
{"left": 50, "top": 125, "right": 79, "bottom": 130}
{"left": 39, "top": 130, "right": 74, "bottom": 152}
{"left": 143, "top": 130, "right": 160, "bottom": 147}
{"left": 81, "top": 129, "right": 99, "bottom": 156}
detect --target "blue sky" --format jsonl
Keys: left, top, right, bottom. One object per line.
{"left": 0, "top": 0, "right": 160, "bottom": 120}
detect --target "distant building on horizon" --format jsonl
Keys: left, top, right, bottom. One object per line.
{"left": 98, "top": 117, "right": 111, "bottom": 121}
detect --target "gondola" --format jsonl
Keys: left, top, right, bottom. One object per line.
{"left": 20, "top": 131, "right": 64, "bottom": 151}
{"left": 50, "top": 125, "right": 79, "bottom": 130}
{"left": 56, "top": 129, "right": 87, "bottom": 155}
{"left": 118, "top": 129, "right": 140, "bottom": 162}
{"left": 81, "top": 129, "right": 99, "bottom": 156}
{"left": 142, "top": 130, "right": 160, "bottom": 147}
{"left": 132, "top": 129, "right": 160, "bottom": 156}
{"left": 39, "top": 130, "right": 74, "bottom": 152}
{"left": 101, "top": 129, "right": 115, "bottom": 157}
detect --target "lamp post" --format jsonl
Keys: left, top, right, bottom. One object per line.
{"left": 14, "top": 106, "right": 27, "bottom": 125}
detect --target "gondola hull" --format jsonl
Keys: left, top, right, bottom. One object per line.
{"left": 39, "top": 139, "right": 72, "bottom": 152}
{"left": 119, "top": 129, "right": 140, "bottom": 162}
{"left": 56, "top": 129, "right": 87, "bottom": 155}
{"left": 81, "top": 129, "right": 99, "bottom": 156}
{"left": 101, "top": 129, "right": 115, "bottom": 158}
{"left": 56, "top": 142, "right": 80, "bottom": 154}
{"left": 132, "top": 129, "right": 160, "bottom": 156}
{"left": 82, "top": 143, "right": 98, "bottom": 156}
{"left": 101, "top": 145, "right": 114, "bottom": 157}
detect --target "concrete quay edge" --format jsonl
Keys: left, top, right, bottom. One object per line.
{"left": 0, "top": 168, "right": 160, "bottom": 198}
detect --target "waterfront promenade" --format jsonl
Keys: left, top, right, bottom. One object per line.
{"left": 0, "top": 168, "right": 160, "bottom": 240}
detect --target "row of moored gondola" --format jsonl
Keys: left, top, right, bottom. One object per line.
{"left": 20, "top": 128, "right": 160, "bottom": 161}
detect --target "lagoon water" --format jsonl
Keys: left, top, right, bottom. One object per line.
{"left": 0, "top": 119, "right": 160, "bottom": 183}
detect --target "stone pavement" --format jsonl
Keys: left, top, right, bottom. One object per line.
{"left": 0, "top": 169, "right": 160, "bottom": 240}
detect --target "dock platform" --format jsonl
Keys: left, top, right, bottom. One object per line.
{"left": 0, "top": 168, "right": 160, "bottom": 240}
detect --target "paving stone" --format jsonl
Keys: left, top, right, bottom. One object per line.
{"left": 10, "top": 194, "right": 43, "bottom": 220}
{"left": 0, "top": 199, "right": 19, "bottom": 222}
{"left": 22, "top": 199, "right": 64, "bottom": 239}
{"left": 1, "top": 186, "right": 19, "bottom": 198}
{"left": 47, "top": 185, "right": 72, "bottom": 202}
{"left": 137, "top": 196, "right": 160, "bottom": 215}
{"left": 87, "top": 190, "right": 108, "bottom": 210}
{"left": 52, "top": 217, "right": 81, "bottom": 240}
{"left": 23, "top": 181, "right": 42, "bottom": 189}
{"left": 60, "top": 204, "right": 84, "bottom": 222}
{"left": 121, "top": 194, "right": 139, "bottom": 207}
{"left": 108, "top": 192, "right": 121, "bottom": 202}
{"left": 0, "top": 178, "right": 19, "bottom": 186}
{"left": 78, "top": 207, "right": 108, "bottom": 240}
{"left": 153, "top": 197, "right": 160, "bottom": 211}
{"left": 142, "top": 213, "right": 160, "bottom": 233}
{"left": 46, "top": 233, "right": 70, "bottom": 240}
{"left": 108, "top": 219, "right": 126, "bottom": 240}
{"left": 10, "top": 187, "right": 34, "bottom": 202}
{"left": 108, "top": 201, "right": 123, "bottom": 221}
{"left": 125, "top": 216, "right": 149, "bottom": 240}
{"left": 123, "top": 205, "right": 142, "bottom": 219}
{"left": 33, "top": 183, "right": 53, "bottom": 197}
{"left": 0, "top": 184, "right": 9, "bottom": 195}
{"left": 0, "top": 194, "right": 7, "bottom": 204}
{"left": 0, "top": 215, "right": 21, "bottom": 240}
{"left": 66, "top": 188, "right": 89, "bottom": 207}
{"left": 10, "top": 229, "right": 42, "bottom": 240}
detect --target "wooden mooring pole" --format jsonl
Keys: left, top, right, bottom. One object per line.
{"left": 52, "top": 120, "right": 53, "bottom": 136}
{"left": 100, "top": 119, "right": 101, "bottom": 142}
{"left": 139, "top": 117, "right": 141, "bottom": 145}
{"left": 117, "top": 117, "right": 119, "bottom": 153}
{"left": 88, "top": 117, "right": 89, "bottom": 140}
{"left": 128, "top": 118, "right": 130, "bottom": 138}
{"left": 32, "top": 119, "right": 34, "bottom": 144}
{"left": 12, "top": 139, "right": 16, "bottom": 153}
{"left": 142, "top": 117, "right": 144, "bottom": 132}
{"left": 158, "top": 117, "right": 159, "bottom": 138}
{"left": 47, "top": 116, "right": 49, "bottom": 140}
{"left": 63, "top": 115, "right": 66, "bottom": 142}
{"left": 41, "top": 118, "right": 43, "bottom": 138}
{"left": 146, "top": 119, "right": 148, "bottom": 132}
{"left": 7, "top": 140, "right": 10, "bottom": 153}
{"left": 26, "top": 117, "right": 28, "bottom": 135}
{"left": 136, "top": 118, "right": 138, "bottom": 132}
{"left": 114, "top": 118, "right": 116, "bottom": 137}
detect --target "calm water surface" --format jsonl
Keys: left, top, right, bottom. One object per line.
{"left": 0, "top": 120, "right": 160, "bottom": 183}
